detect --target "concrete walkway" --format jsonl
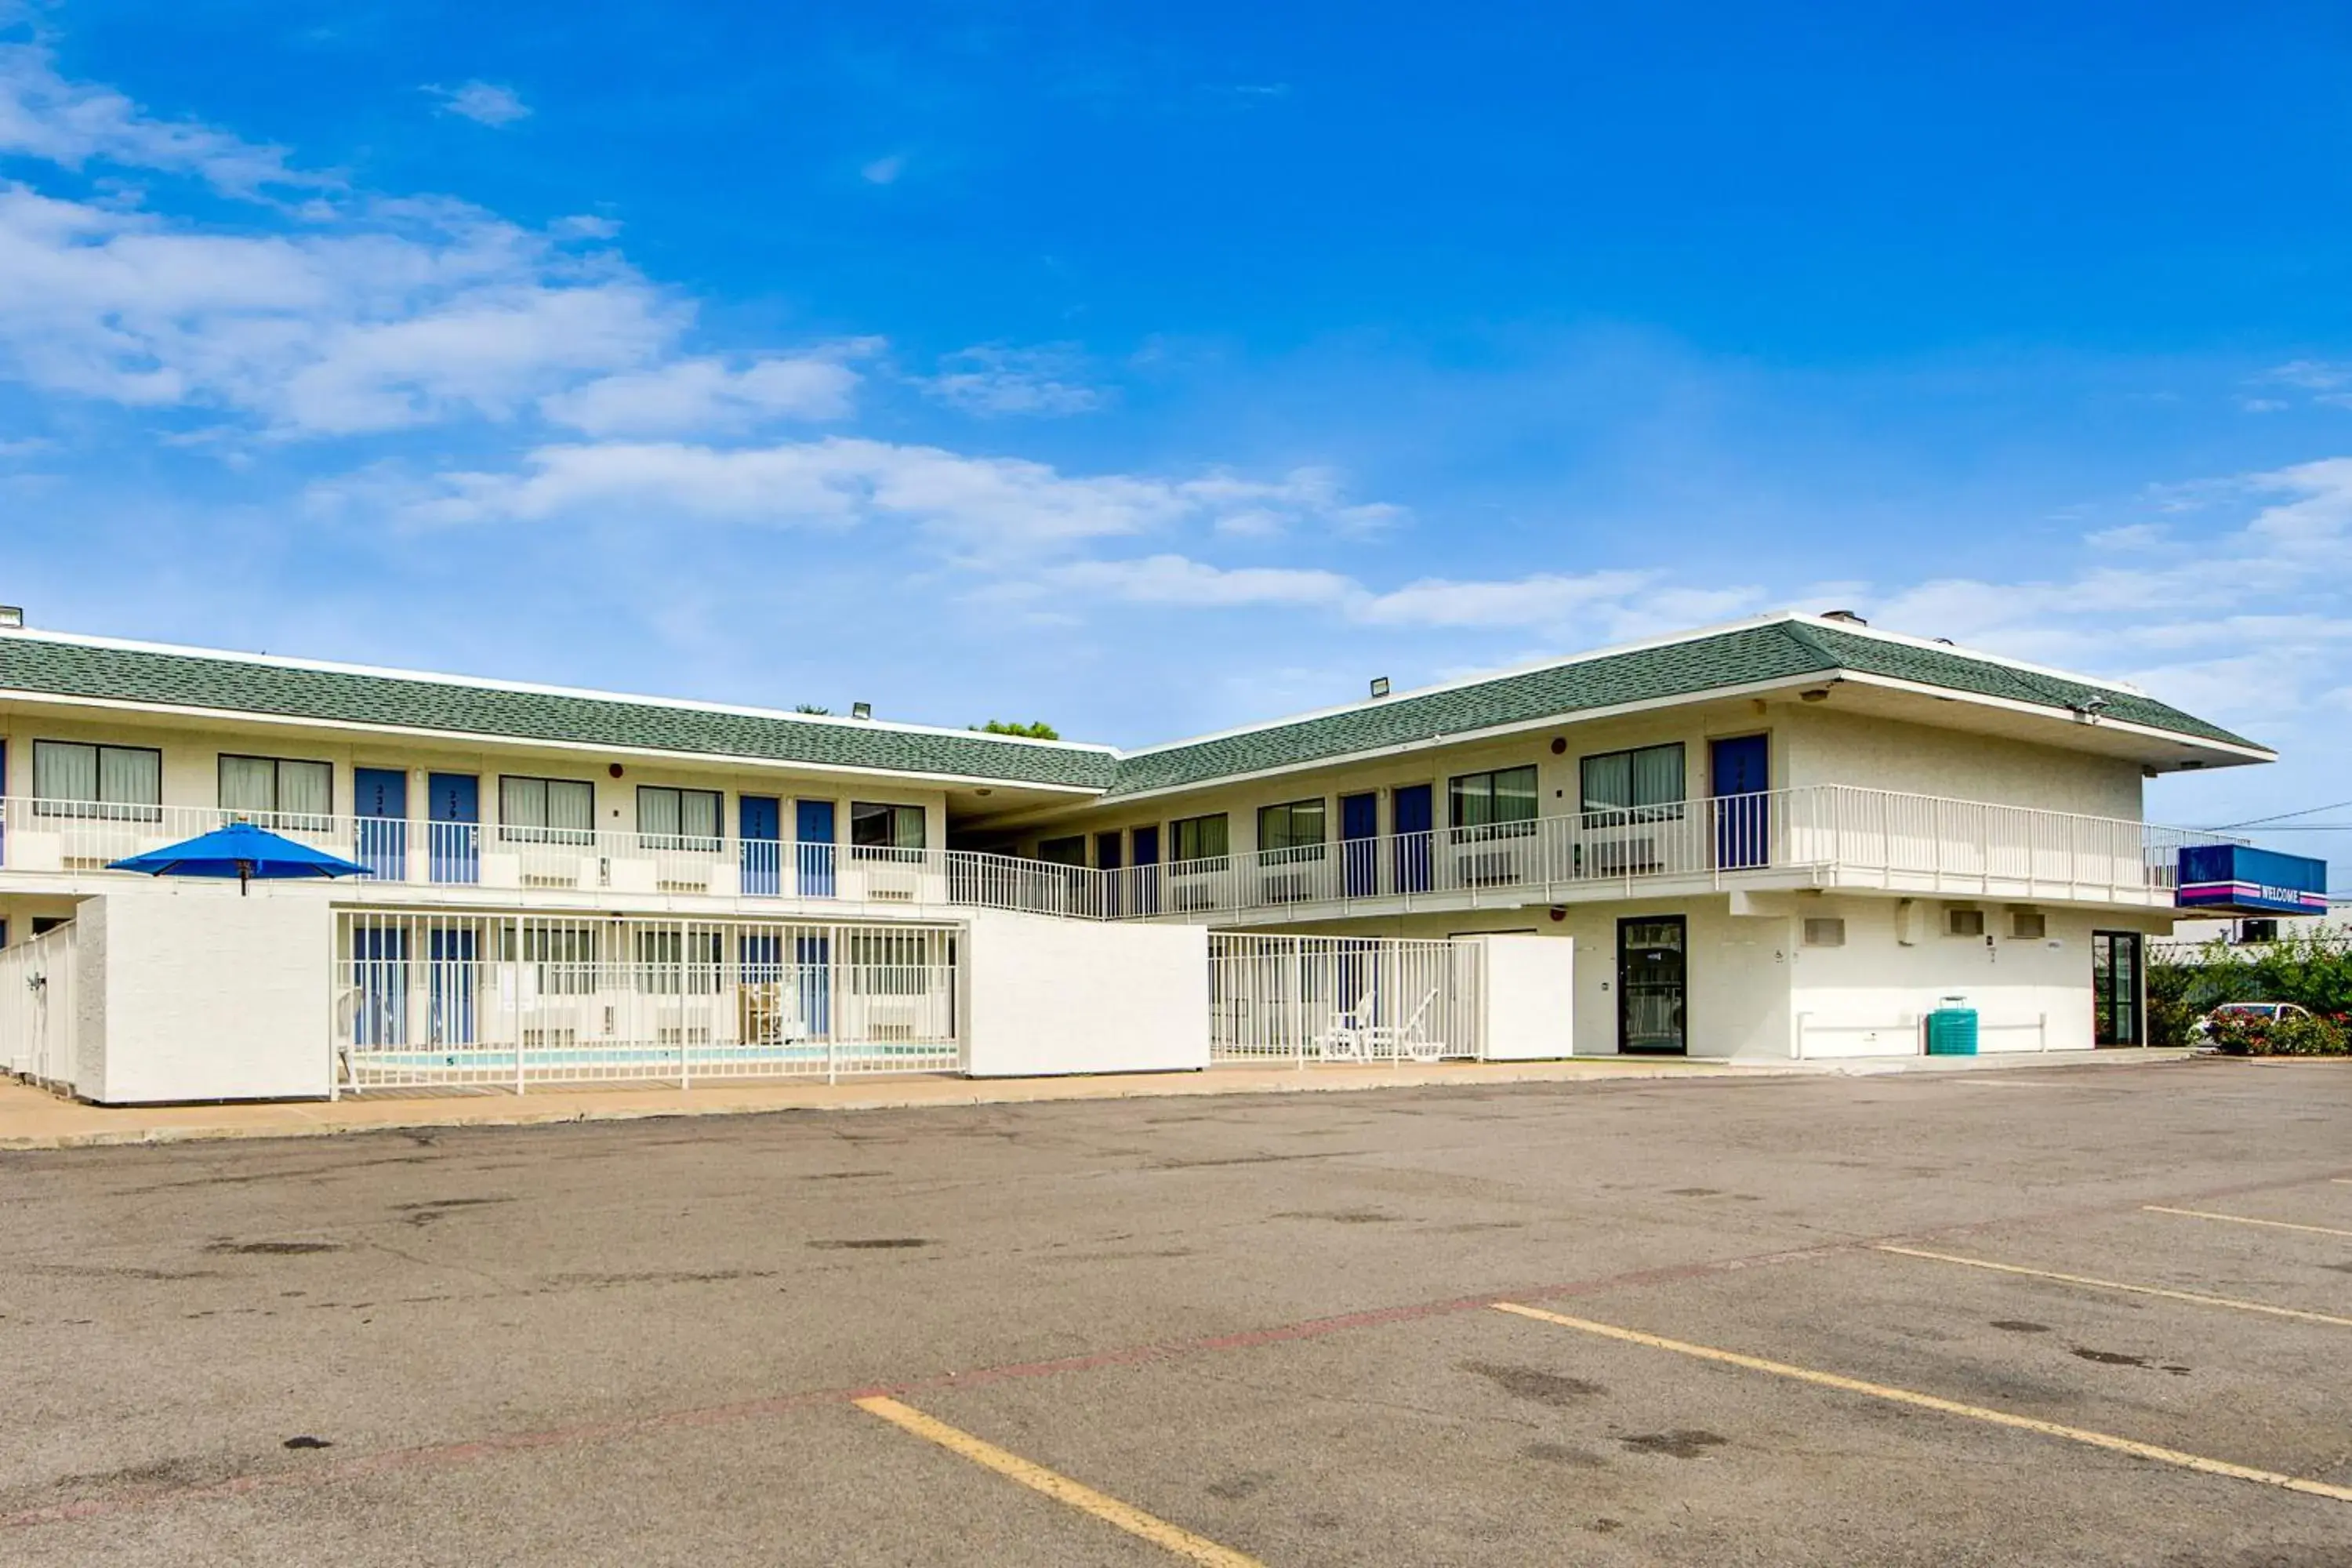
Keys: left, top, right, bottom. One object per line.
{"left": 0, "top": 1048, "right": 2194, "bottom": 1151}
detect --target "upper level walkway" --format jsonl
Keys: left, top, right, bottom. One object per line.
{"left": 0, "top": 782, "right": 2233, "bottom": 924}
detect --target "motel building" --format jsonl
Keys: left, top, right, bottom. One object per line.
{"left": 0, "top": 609, "right": 2325, "bottom": 1105}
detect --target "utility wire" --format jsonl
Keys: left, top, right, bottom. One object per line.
{"left": 2209, "top": 799, "right": 2352, "bottom": 831}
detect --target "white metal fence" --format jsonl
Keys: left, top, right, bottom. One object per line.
{"left": 1, "top": 786, "right": 2239, "bottom": 929}
{"left": 1208, "top": 933, "right": 1484, "bottom": 1065}
{"left": 0, "top": 920, "right": 79, "bottom": 1087}
{"left": 332, "top": 911, "right": 960, "bottom": 1092}
{"left": 1107, "top": 786, "right": 2234, "bottom": 922}
{"left": 0, "top": 798, "right": 1098, "bottom": 919}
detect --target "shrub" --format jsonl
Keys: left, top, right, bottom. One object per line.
{"left": 2203, "top": 1009, "right": 2351, "bottom": 1057}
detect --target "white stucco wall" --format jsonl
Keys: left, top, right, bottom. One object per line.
{"left": 1784, "top": 897, "right": 2136, "bottom": 1058}
{"left": 1780, "top": 706, "right": 2144, "bottom": 819}
{"left": 961, "top": 909, "right": 1209, "bottom": 1076}
{"left": 73, "top": 886, "right": 333, "bottom": 1103}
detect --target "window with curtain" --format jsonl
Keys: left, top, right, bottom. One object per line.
{"left": 33, "top": 741, "right": 162, "bottom": 820}
{"left": 218, "top": 754, "right": 333, "bottom": 825}
{"left": 849, "top": 802, "right": 927, "bottom": 857}
{"left": 1448, "top": 765, "right": 1540, "bottom": 838}
{"left": 1256, "top": 799, "right": 1327, "bottom": 862}
{"left": 501, "top": 922, "right": 601, "bottom": 995}
{"left": 499, "top": 775, "right": 596, "bottom": 844}
{"left": 637, "top": 786, "right": 722, "bottom": 851}
{"left": 1579, "top": 744, "right": 1686, "bottom": 821}
{"left": 634, "top": 927, "right": 724, "bottom": 995}
{"left": 1037, "top": 835, "right": 1087, "bottom": 867}
{"left": 1171, "top": 813, "right": 1229, "bottom": 867}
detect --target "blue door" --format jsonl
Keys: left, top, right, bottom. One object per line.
{"left": 428, "top": 927, "right": 476, "bottom": 1045}
{"left": 353, "top": 924, "right": 409, "bottom": 1046}
{"left": 1131, "top": 824, "right": 1160, "bottom": 916}
{"left": 354, "top": 768, "right": 408, "bottom": 881}
{"left": 1096, "top": 831, "right": 1123, "bottom": 916}
{"left": 740, "top": 795, "right": 782, "bottom": 897}
{"left": 796, "top": 799, "right": 836, "bottom": 898}
{"left": 1341, "top": 793, "right": 1379, "bottom": 898}
{"left": 1393, "top": 784, "right": 1434, "bottom": 893}
{"left": 427, "top": 773, "right": 480, "bottom": 884}
{"left": 1710, "top": 735, "right": 1770, "bottom": 869}
{"left": 796, "top": 934, "right": 831, "bottom": 1035}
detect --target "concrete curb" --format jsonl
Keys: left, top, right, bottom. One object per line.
{"left": 0, "top": 1048, "right": 2201, "bottom": 1152}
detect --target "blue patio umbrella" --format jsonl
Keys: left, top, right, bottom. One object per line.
{"left": 110, "top": 821, "right": 372, "bottom": 895}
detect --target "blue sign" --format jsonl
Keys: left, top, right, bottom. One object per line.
{"left": 2176, "top": 844, "right": 2330, "bottom": 916}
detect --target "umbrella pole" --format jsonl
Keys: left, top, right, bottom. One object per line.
{"left": 240, "top": 861, "right": 252, "bottom": 897}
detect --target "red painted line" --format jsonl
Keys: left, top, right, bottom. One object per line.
{"left": 9, "top": 1162, "right": 2347, "bottom": 1533}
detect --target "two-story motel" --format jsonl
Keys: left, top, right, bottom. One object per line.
{"left": 0, "top": 610, "right": 2294, "bottom": 1104}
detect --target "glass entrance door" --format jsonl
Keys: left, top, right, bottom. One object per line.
{"left": 2092, "top": 931, "right": 2145, "bottom": 1046}
{"left": 1619, "top": 915, "right": 1688, "bottom": 1054}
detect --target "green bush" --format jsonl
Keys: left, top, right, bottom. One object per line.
{"left": 2203, "top": 1009, "right": 2350, "bottom": 1057}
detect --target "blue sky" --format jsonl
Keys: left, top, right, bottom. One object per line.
{"left": 4, "top": 2, "right": 2352, "bottom": 876}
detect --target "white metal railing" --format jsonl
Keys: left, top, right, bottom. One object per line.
{"left": 332, "top": 910, "right": 960, "bottom": 1092}
{"left": 1106, "top": 787, "right": 2237, "bottom": 922}
{"left": 0, "top": 797, "right": 1098, "bottom": 919}
{"left": 0, "top": 919, "right": 79, "bottom": 1087}
{"left": 0, "top": 786, "right": 2239, "bottom": 926}
{"left": 1208, "top": 933, "right": 1484, "bottom": 1064}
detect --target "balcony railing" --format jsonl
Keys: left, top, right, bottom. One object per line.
{"left": 0, "top": 798, "right": 1098, "bottom": 920}
{"left": 1092, "top": 786, "right": 2239, "bottom": 921}
{"left": 0, "top": 786, "right": 2239, "bottom": 924}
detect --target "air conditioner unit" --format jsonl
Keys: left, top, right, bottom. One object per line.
{"left": 1260, "top": 872, "right": 1311, "bottom": 904}
{"left": 1170, "top": 877, "right": 1219, "bottom": 912}
{"left": 1454, "top": 847, "right": 1525, "bottom": 886}
{"left": 1586, "top": 837, "right": 1659, "bottom": 877}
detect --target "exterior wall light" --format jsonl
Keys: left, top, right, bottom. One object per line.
{"left": 851, "top": 702, "right": 873, "bottom": 720}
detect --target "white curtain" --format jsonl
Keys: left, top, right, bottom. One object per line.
{"left": 680, "top": 789, "right": 720, "bottom": 842}
{"left": 34, "top": 742, "right": 96, "bottom": 804}
{"left": 638, "top": 787, "right": 681, "bottom": 838}
{"left": 281, "top": 760, "right": 332, "bottom": 818}
{"left": 220, "top": 755, "right": 277, "bottom": 813}
{"left": 548, "top": 779, "right": 593, "bottom": 835}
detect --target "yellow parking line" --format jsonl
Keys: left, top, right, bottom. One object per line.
{"left": 2143, "top": 1206, "right": 2352, "bottom": 1240}
{"left": 1490, "top": 1302, "right": 2352, "bottom": 1505}
{"left": 853, "top": 1396, "right": 1264, "bottom": 1566}
{"left": 1875, "top": 1245, "right": 2352, "bottom": 1328}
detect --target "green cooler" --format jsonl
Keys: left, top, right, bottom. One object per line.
{"left": 1925, "top": 1006, "right": 1979, "bottom": 1056}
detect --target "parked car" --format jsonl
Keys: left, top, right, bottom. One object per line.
{"left": 2193, "top": 1002, "right": 2312, "bottom": 1036}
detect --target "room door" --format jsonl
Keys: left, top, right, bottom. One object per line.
{"left": 1096, "top": 830, "right": 1123, "bottom": 916}
{"left": 795, "top": 800, "right": 837, "bottom": 898}
{"left": 2092, "top": 931, "right": 2144, "bottom": 1046}
{"left": 1393, "top": 784, "right": 1433, "bottom": 893}
{"left": 739, "top": 795, "right": 781, "bottom": 897}
{"left": 426, "top": 773, "right": 479, "bottom": 885}
{"left": 1341, "top": 792, "right": 1379, "bottom": 898}
{"left": 354, "top": 768, "right": 408, "bottom": 881}
{"left": 1710, "top": 734, "right": 1770, "bottom": 870}
{"left": 1618, "top": 915, "right": 1688, "bottom": 1055}
{"left": 1131, "top": 824, "right": 1160, "bottom": 916}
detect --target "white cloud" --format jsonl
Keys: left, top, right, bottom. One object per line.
{"left": 426, "top": 81, "right": 531, "bottom": 128}
{"left": 0, "top": 183, "right": 682, "bottom": 430}
{"left": 345, "top": 438, "right": 1408, "bottom": 570}
{"left": 861, "top": 154, "right": 907, "bottom": 186}
{"left": 541, "top": 352, "right": 868, "bottom": 434}
{"left": 1051, "top": 554, "right": 1358, "bottom": 608}
{"left": 924, "top": 344, "right": 1103, "bottom": 417}
{"left": 2257, "top": 360, "right": 2352, "bottom": 392}
{"left": 0, "top": 42, "right": 325, "bottom": 198}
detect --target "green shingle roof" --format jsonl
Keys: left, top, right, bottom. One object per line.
{"left": 1103, "top": 619, "right": 2260, "bottom": 797}
{"left": 0, "top": 636, "right": 1119, "bottom": 789}
{"left": 0, "top": 617, "right": 2260, "bottom": 801}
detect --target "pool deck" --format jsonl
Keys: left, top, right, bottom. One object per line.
{"left": 0, "top": 1047, "right": 2193, "bottom": 1150}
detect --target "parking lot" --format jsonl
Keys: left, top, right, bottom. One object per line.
{"left": 4, "top": 1058, "right": 2350, "bottom": 1565}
